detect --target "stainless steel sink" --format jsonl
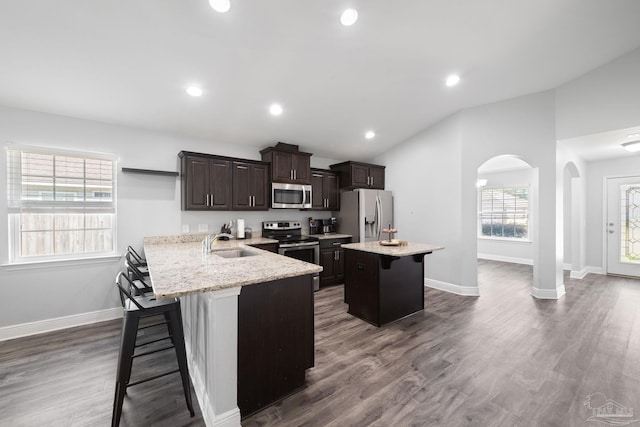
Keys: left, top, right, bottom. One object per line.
{"left": 212, "top": 249, "right": 259, "bottom": 259}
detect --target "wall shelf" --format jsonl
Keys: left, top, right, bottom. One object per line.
{"left": 121, "top": 167, "right": 179, "bottom": 177}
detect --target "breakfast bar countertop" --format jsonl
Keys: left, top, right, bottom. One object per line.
{"left": 341, "top": 241, "right": 444, "bottom": 257}
{"left": 143, "top": 235, "right": 322, "bottom": 299}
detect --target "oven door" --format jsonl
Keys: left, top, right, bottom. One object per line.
{"left": 278, "top": 242, "right": 320, "bottom": 291}
{"left": 272, "top": 183, "right": 312, "bottom": 209}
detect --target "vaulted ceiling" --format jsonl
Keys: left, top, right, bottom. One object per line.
{"left": 1, "top": 0, "right": 640, "bottom": 160}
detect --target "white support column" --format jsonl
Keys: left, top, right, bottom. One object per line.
{"left": 181, "top": 287, "right": 242, "bottom": 427}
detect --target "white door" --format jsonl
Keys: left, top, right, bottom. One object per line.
{"left": 607, "top": 176, "right": 640, "bottom": 277}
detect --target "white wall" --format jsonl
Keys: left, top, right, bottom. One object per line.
{"left": 556, "top": 47, "right": 640, "bottom": 140}
{"left": 585, "top": 156, "right": 640, "bottom": 270}
{"left": 556, "top": 143, "right": 587, "bottom": 275}
{"left": 460, "top": 91, "right": 562, "bottom": 297}
{"left": 374, "top": 114, "right": 464, "bottom": 288}
{"left": 477, "top": 168, "right": 535, "bottom": 265}
{"left": 0, "top": 104, "right": 338, "bottom": 329}
{"left": 376, "top": 91, "right": 563, "bottom": 297}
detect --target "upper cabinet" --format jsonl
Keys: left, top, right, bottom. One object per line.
{"left": 330, "top": 161, "right": 385, "bottom": 190}
{"left": 260, "top": 143, "right": 312, "bottom": 185}
{"left": 180, "top": 154, "right": 232, "bottom": 210}
{"left": 232, "top": 161, "right": 269, "bottom": 211}
{"left": 310, "top": 169, "right": 339, "bottom": 211}
{"left": 179, "top": 151, "right": 269, "bottom": 211}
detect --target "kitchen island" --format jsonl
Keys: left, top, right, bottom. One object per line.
{"left": 342, "top": 241, "right": 443, "bottom": 326}
{"left": 143, "top": 235, "right": 322, "bottom": 426}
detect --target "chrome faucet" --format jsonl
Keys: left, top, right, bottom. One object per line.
{"left": 202, "top": 233, "right": 235, "bottom": 253}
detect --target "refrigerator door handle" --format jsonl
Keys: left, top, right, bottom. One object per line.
{"left": 375, "top": 195, "right": 382, "bottom": 240}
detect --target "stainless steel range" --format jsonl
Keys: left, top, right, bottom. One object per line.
{"left": 262, "top": 221, "right": 320, "bottom": 291}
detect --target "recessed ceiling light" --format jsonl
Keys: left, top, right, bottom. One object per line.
{"left": 365, "top": 131, "right": 375, "bottom": 139}
{"left": 622, "top": 141, "right": 640, "bottom": 152}
{"left": 340, "top": 9, "right": 358, "bottom": 26}
{"left": 627, "top": 133, "right": 640, "bottom": 138}
{"left": 269, "top": 103, "right": 283, "bottom": 116}
{"left": 209, "top": 0, "right": 230, "bottom": 13}
{"left": 186, "top": 86, "right": 203, "bottom": 97}
{"left": 445, "top": 74, "right": 460, "bottom": 87}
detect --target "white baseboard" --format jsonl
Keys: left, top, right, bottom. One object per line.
{"left": 570, "top": 268, "right": 588, "bottom": 279}
{"left": 531, "top": 284, "right": 566, "bottom": 300}
{"left": 586, "top": 266, "right": 604, "bottom": 275}
{"left": 424, "top": 278, "right": 480, "bottom": 297}
{"left": 0, "top": 307, "right": 122, "bottom": 342}
{"left": 478, "top": 253, "right": 533, "bottom": 266}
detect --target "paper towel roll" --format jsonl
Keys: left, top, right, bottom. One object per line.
{"left": 237, "top": 219, "right": 245, "bottom": 239}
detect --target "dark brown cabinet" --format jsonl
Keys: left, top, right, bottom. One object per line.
{"left": 330, "top": 161, "right": 385, "bottom": 190}
{"left": 238, "top": 275, "right": 314, "bottom": 417}
{"left": 319, "top": 237, "right": 351, "bottom": 286}
{"left": 310, "top": 169, "right": 339, "bottom": 211}
{"left": 232, "top": 161, "right": 269, "bottom": 210}
{"left": 180, "top": 154, "right": 232, "bottom": 210}
{"left": 344, "top": 249, "right": 427, "bottom": 326}
{"left": 261, "top": 146, "right": 312, "bottom": 185}
{"left": 179, "top": 151, "right": 268, "bottom": 211}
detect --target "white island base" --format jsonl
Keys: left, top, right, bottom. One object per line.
{"left": 181, "top": 287, "right": 242, "bottom": 427}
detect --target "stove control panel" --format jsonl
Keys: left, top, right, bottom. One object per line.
{"left": 263, "top": 221, "right": 302, "bottom": 230}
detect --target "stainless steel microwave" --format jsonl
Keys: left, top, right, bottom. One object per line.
{"left": 271, "top": 183, "right": 312, "bottom": 209}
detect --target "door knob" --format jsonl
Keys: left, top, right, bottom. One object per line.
{"left": 609, "top": 222, "right": 614, "bottom": 226}
{"left": 608, "top": 230, "right": 614, "bottom": 234}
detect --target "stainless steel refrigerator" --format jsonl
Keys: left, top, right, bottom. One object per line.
{"left": 337, "top": 189, "right": 393, "bottom": 243}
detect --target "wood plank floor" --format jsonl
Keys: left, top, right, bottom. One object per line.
{"left": 2, "top": 260, "right": 640, "bottom": 426}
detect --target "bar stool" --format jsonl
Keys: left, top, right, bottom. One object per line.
{"left": 124, "top": 258, "right": 153, "bottom": 296}
{"left": 112, "top": 272, "right": 194, "bottom": 427}
{"left": 124, "top": 246, "right": 149, "bottom": 276}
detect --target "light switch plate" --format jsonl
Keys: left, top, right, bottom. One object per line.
{"left": 182, "top": 224, "right": 189, "bottom": 233}
{"left": 198, "top": 224, "right": 208, "bottom": 232}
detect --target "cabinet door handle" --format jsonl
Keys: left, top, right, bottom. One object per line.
{"left": 206, "top": 194, "right": 210, "bottom": 207}
{"left": 371, "top": 176, "right": 374, "bottom": 186}
{"left": 210, "top": 194, "right": 214, "bottom": 206}
{"left": 252, "top": 195, "right": 255, "bottom": 207}
{"left": 290, "top": 170, "right": 293, "bottom": 180}
{"left": 237, "top": 165, "right": 248, "bottom": 169}
{"left": 332, "top": 242, "right": 342, "bottom": 246}
{"left": 337, "top": 250, "right": 340, "bottom": 261}
{"left": 334, "top": 250, "right": 338, "bottom": 261}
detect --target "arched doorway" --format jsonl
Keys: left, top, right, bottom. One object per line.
{"left": 476, "top": 155, "right": 538, "bottom": 294}
{"left": 563, "top": 162, "right": 584, "bottom": 278}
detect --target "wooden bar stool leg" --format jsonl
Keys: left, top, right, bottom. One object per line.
{"left": 168, "top": 305, "right": 195, "bottom": 417}
{"left": 112, "top": 312, "right": 140, "bottom": 427}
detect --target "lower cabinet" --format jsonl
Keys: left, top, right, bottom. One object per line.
{"left": 237, "top": 275, "right": 314, "bottom": 418}
{"left": 319, "top": 237, "right": 351, "bottom": 286}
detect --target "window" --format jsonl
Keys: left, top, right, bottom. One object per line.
{"left": 7, "top": 146, "right": 117, "bottom": 262}
{"left": 479, "top": 186, "right": 529, "bottom": 239}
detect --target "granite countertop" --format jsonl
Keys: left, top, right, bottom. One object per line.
{"left": 341, "top": 241, "right": 444, "bottom": 257}
{"left": 309, "top": 233, "right": 353, "bottom": 240}
{"left": 143, "top": 236, "right": 322, "bottom": 299}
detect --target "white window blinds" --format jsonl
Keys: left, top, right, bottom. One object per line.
{"left": 479, "top": 186, "right": 529, "bottom": 239}
{"left": 7, "top": 147, "right": 115, "bottom": 213}
{"left": 6, "top": 146, "right": 117, "bottom": 260}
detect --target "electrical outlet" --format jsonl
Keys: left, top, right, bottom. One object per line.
{"left": 198, "top": 224, "right": 208, "bottom": 232}
{"left": 182, "top": 224, "right": 189, "bottom": 233}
